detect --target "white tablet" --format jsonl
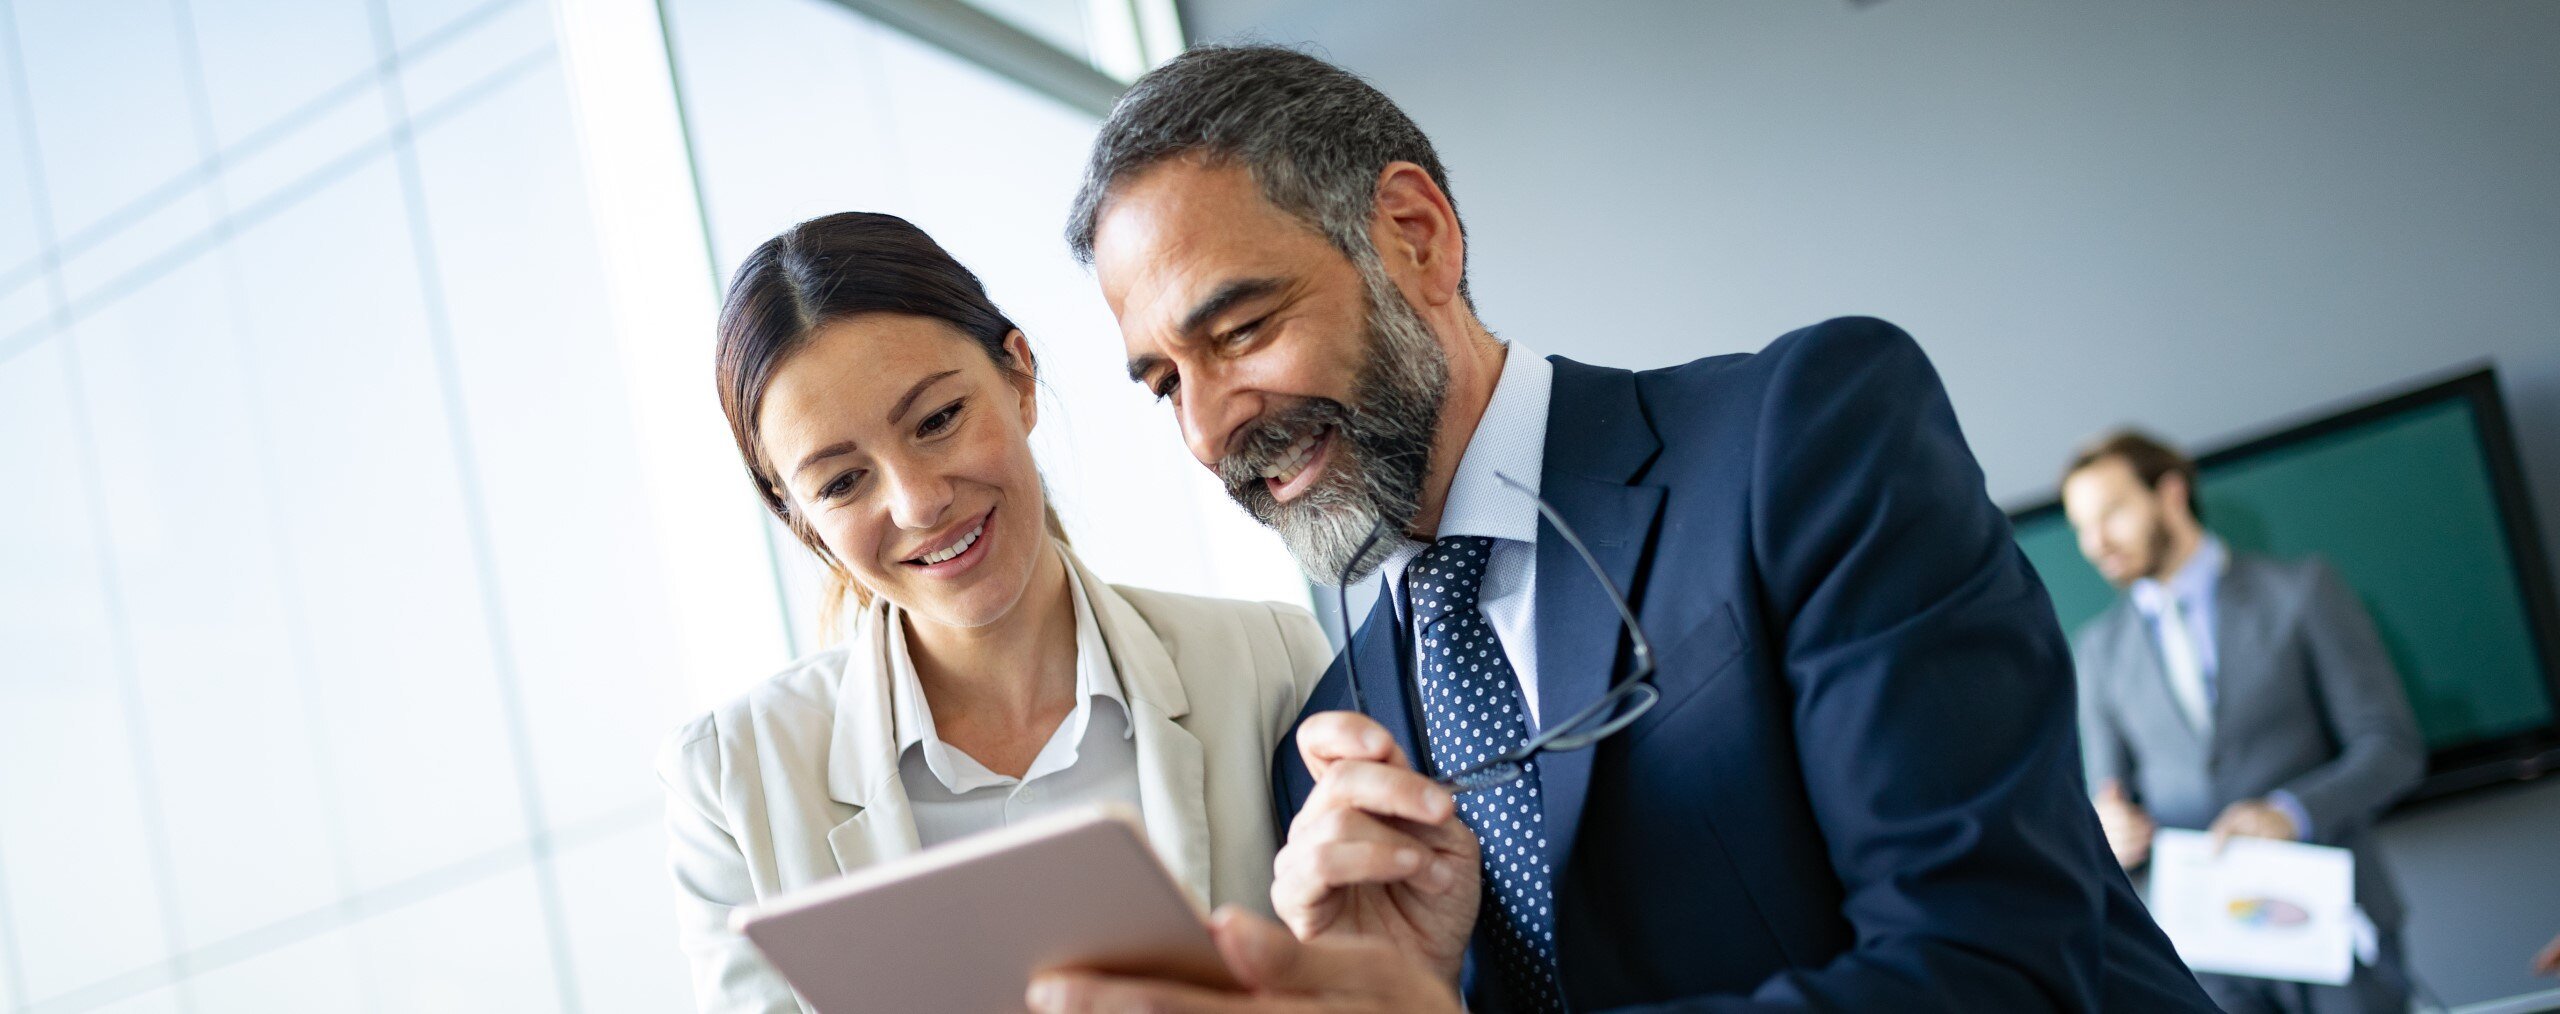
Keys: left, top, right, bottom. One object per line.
{"left": 731, "top": 805, "right": 1236, "bottom": 1012}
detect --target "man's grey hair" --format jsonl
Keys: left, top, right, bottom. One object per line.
{"left": 1065, "top": 45, "right": 1468, "bottom": 303}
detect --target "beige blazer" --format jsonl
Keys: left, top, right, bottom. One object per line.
{"left": 658, "top": 547, "right": 1331, "bottom": 1013}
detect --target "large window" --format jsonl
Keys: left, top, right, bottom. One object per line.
{"left": 0, "top": 1, "right": 701, "bottom": 1009}
{"left": 0, "top": 0, "right": 1298, "bottom": 1009}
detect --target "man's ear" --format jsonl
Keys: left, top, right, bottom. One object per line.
{"left": 2156, "top": 471, "right": 2193, "bottom": 524}
{"left": 1368, "top": 161, "right": 1466, "bottom": 309}
{"left": 1004, "top": 329, "right": 1039, "bottom": 429}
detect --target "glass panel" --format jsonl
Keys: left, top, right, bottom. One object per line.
{"left": 85, "top": 984, "right": 187, "bottom": 1014}
{"left": 214, "top": 77, "right": 394, "bottom": 216}
{"left": 183, "top": 0, "right": 379, "bottom": 148}
{"left": 0, "top": 340, "right": 177, "bottom": 1001}
{"left": 553, "top": 822, "right": 695, "bottom": 1014}
{"left": 5, "top": 0, "right": 744, "bottom": 1004}
{"left": 956, "top": 0, "right": 1181, "bottom": 82}
{"left": 0, "top": 27, "right": 44, "bottom": 281}
{"left": 406, "top": 56, "right": 690, "bottom": 831}
{"left": 396, "top": 0, "right": 551, "bottom": 117}
{"left": 961, "top": 0, "right": 1093, "bottom": 66}
{"left": 353, "top": 863, "right": 563, "bottom": 1012}
{"left": 381, "top": 0, "right": 517, "bottom": 51}
{"left": 658, "top": 0, "right": 908, "bottom": 271}
{"left": 12, "top": 0, "right": 207, "bottom": 244}
{"left": 222, "top": 158, "right": 530, "bottom": 893}
{"left": 72, "top": 257, "right": 345, "bottom": 948}
{"left": 188, "top": 926, "right": 368, "bottom": 1013}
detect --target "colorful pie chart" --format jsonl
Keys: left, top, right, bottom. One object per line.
{"left": 2225, "top": 896, "right": 2312, "bottom": 929}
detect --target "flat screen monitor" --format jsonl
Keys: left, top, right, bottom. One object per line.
{"left": 2008, "top": 367, "right": 2560, "bottom": 802}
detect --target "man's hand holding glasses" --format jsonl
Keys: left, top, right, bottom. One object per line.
{"left": 1270, "top": 711, "right": 1482, "bottom": 988}
{"left": 1268, "top": 472, "right": 1664, "bottom": 995}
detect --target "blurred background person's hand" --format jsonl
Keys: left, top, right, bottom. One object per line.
{"left": 2207, "top": 798, "right": 2300, "bottom": 848}
{"left": 2094, "top": 779, "right": 2156, "bottom": 869}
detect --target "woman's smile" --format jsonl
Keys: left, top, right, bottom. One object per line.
{"left": 902, "top": 505, "right": 997, "bottom": 578}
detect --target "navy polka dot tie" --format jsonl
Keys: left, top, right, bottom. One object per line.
{"left": 1408, "top": 535, "right": 1563, "bottom": 1012}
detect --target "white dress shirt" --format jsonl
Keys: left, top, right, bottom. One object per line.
{"left": 886, "top": 547, "right": 1143, "bottom": 847}
{"left": 1380, "top": 342, "right": 1553, "bottom": 726}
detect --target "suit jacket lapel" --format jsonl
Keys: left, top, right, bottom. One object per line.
{"left": 825, "top": 804, "right": 918, "bottom": 875}
{"left": 827, "top": 600, "right": 923, "bottom": 874}
{"left": 2114, "top": 603, "right": 2206, "bottom": 751}
{"left": 1532, "top": 357, "right": 1664, "bottom": 876}
{"left": 1072, "top": 551, "right": 1217, "bottom": 909}
{"left": 2206, "top": 555, "right": 2267, "bottom": 747}
{"left": 1348, "top": 588, "right": 1424, "bottom": 767}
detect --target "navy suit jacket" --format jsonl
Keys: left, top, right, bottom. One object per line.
{"left": 1274, "top": 319, "right": 2214, "bottom": 1012}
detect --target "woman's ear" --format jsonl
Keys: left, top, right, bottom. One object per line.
{"left": 1003, "top": 329, "right": 1039, "bottom": 429}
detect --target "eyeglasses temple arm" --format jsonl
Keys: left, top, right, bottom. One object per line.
{"left": 1495, "top": 472, "right": 1655, "bottom": 672}
{"left": 1336, "top": 518, "right": 1393, "bottom": 717}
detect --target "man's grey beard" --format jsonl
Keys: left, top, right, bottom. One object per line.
{"left": 1215, "top": 261, "right": 1448, "bottom": 585}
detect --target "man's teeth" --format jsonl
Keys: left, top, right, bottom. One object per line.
{"left": 918, "top": 525, "right": 982, "bottom": 565}
{"left": 1261, "top": 430, "right": 1324, "bottom": 485}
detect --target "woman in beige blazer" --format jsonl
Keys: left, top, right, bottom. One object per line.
{"left": 661, "top": 212, "right": 1330, "bottom": 1012}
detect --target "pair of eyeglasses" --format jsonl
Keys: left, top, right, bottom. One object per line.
{"left": 1336, "top": 472, "right": 1660, "bottom": 794}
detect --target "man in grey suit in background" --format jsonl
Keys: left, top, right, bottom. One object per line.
{"left": 2062, "top": 429, "right": 2426, "bottom": 1014}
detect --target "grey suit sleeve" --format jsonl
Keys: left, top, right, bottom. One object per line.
{"left": 2072, "top": 632, "right": 2134, "bottom": 795}
{"left": 2275, "top": 559, "right": 2426, "bottom": 842}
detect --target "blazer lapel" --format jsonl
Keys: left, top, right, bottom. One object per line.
{"left": 2205, "top": 555, "right": 2269, "bottom": 746}
{"left": 826, "top": 599, "right": 922, "bottom": 874}
{"left": 1071, "top": 551, "right": 1216, "bottom": 909}
{"left": 825, "top": 805, "right": 918, "bottom": 875}
{"left": 1532, "top": 357, "right": 1665, "bottom": 877}
{"left": 2114, "top": 602, "right": 2206, "bottom": 751}
{"left": 1348, "top": 587, "right": 1424, "bottom": 767}
{"left": 1129, "top": 705, "right": 1213, "bottom": 907}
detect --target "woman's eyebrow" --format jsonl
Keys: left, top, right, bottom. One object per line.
{"left": 793, "top": 440, "right": 859, "bottom": 482}
{"left": 886, "top": 369, "right": 964, "bottom": 424}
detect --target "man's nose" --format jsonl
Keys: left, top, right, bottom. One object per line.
{"left": 1176, "top": 374, "right": 1253, "bottom": 469}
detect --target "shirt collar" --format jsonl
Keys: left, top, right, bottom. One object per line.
{"left": 2130, "top": 533, "right": 2227, "bottom": 618}
{"left": 1380, "top": 343, "right": 1553, "bottom": 590}
{"left": 887, "top": 542, "right": 1130, "bottom": 794}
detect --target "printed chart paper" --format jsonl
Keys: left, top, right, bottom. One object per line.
{"left": 2146, "top": 828, "right": 2355, "bottom": 985}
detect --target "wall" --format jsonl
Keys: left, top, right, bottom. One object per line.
{"left": 1178, "top": 0, "right": 2560, "bottom": 1004}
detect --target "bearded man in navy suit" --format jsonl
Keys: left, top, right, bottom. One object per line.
{"left": 1027, "top": 45, "right": 2217, "bottom": 1014}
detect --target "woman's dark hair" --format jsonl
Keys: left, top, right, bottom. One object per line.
{"left": 715, "top": 211, "right": 1067, "bottom": 638}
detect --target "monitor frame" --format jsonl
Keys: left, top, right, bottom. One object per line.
{"left": 2008, "top": 366, "right": 2560, "bottom": 804}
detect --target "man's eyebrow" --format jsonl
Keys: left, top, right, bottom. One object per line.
{"left": 1127, "top": 353, "right": 1167, "bottom": 385}
{"left": 1178, "top": 276, "right": 1286, "bottom": 337}
{"left": 886, "top": 369, "right": 963, "bottom": 425}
